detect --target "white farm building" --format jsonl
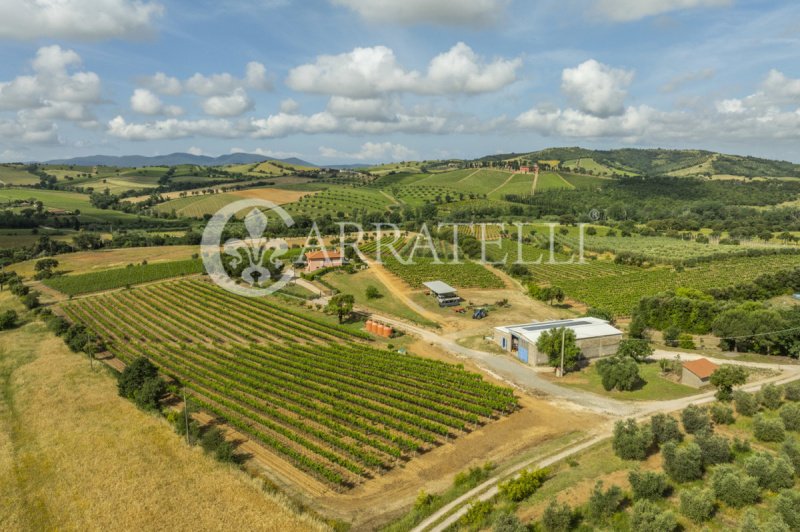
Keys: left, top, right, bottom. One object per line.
{"left": 493, "top": 318, "right": 623, "bottom": 365}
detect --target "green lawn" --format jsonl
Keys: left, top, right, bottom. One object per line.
{"left": 555, "top": 361, "right": 701, "bottom": 401}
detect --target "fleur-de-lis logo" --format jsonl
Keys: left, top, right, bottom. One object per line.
{"left": 201, "top": 199, "right": 295, "bottom": 297}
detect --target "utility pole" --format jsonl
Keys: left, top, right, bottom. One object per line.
{"left": 560, "top": 328, "right": 566, "bottom": 377}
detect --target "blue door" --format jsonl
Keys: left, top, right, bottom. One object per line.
{"left": 502, "top": 338, "right": 507, "bottom": 349}
{"left": 518, "top": 345, "right": 528, "bottom": 363}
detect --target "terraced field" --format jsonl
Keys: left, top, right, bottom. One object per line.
{"left": 62, "top": 279, "right": 517, "bottom": 489}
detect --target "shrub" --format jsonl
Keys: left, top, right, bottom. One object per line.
{"left": 779, "top": 402, "right": 800, "bottom": 431}
{"left": 45, "top": 315, "right": 70, "bottom": 336}
{"left": 171, "top": 405, "right": 201, "bottom": 444}
{"left": 753, "top": 414, "right": 786, "bottom": 442}
{"left": 680, "top": 487, "right": 716, "bottom": 523}
{"left": 586, "top": 481, "right": 624, "bottom": 524}
{"left": 661, "top": 441, "right": 703, "bottom": 483}
{"left": 118, "top": 357, "right": 159, "bottom": 399}
{"left": 21, "top": 292, "right": 40, "bottom": 309}
{"left": 678, "top": 333, "right": 695, "bottom": 350}
{"left": 365, "top": 285, "right": 381, "bottom": 299}
{"left": 734, "top": 390, "right": 759, "bottom": 416}
{"left": 596, "top": 356, "right": 641, "bottom": 391}
{"left": 710, "top": 403, "right": 735, "bottom": 425}
{"left": 784, "top": 382, "right": 800, "bottom": 402}
{"left": 492, "top": 512, "right": 526, "bottom": 532}
{"left": 663, "top": 327, "right": 680, "bottom": 347}
{"left": 744, "top": 452, "right": 795, "bottom": 491}
{"left": 781, "top": 437, "right": 800, "bottom": 474}
{"left": 695, "top": 430, "right": 732, "bottom": 465}
{"left": 628, "top": 470, "right": 669, "bottom": 501}
{"left": 0, "top": 309, "right": 17, "bottom": 330}
{"left": 63, "top": 323, "right": 91, "bottom": 353}
{"left": 732, "top": 437, "right": 752, "bottom": 455}
{"left": 630, "top": 500, "right": 677, "bottom": 532}
{"left": 459, "top": 500, "right": 493, "bottom": 529}
{"left": 760, "top": 383, "right": 784, "bottom": 410}
{"left": 541, "top": 501, "right": 573, "bottom": 532}
{"left": 133, "top": 376, "right": 166, "bottom": 411}
{"left": 616, "top": 338, "right": 653, "bottom": 362}
{"left": 454, "top": 463, "right": 493, "bottom": 488}
{"left": 776, "top": 489, "right": 800, "bottom": 530}
{"left": 740, "top": 510, "right": 790, "bottom": 532}
{"left": 710, "top": 465, "right": 760, "bottom": 508}
{"left": 681, "top": 404, "right": 711, "bottom": 434}
{"left": 650, "top": 414, "right": 683, "bottom": 446}
{"left": 498, "top": 468, "right": 548, "bottom": 502}
{"left": 612, "top": 419, "right": 653, "bottom": 460}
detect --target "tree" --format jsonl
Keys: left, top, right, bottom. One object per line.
{"left": 663, "top": 326, "right": 680, "bottom": 347}
{"left": 775, "top": 489, "right": 800, "bottom": 530}
{"left": 21, "top": 292, "right": 39, "bottom": 309}
{"left": 586, "top": 481, "right": 624, "bottom": 524}
{"left": 779, "top": 402, "right": 800, "bottom": 431}
{"left": 710, "top": 465, "right": 760, "bottom": 508}
{"left": 492, "top": 512, "right": 526, "bottom": 532}
{"left": 326, "top": 293, "right": 355, "bottom": 324}
{"left": 784, "top": 382, "right": 800, "bottom": 402}
{"left": 744, "top": 451, "right": 794, "bottom": 491}
{"left": 753, "top": 414, "right": 786, "bottom": 442}
{"left": 612, "top": 419, "right": 653, "bottom": 460}
{"left": 118, "top": 357, "right": 159, "bottom": 399}
{"left": 680, "top": 487, "right": 716, "bottom": 524}
{"left": 596, "top": 356, "right": 641, "bottom": 391}
{"left": 681, "top": 404, "right": 711, "bottom": 434}
{"left": 134, "top": 376, "right": 166, "bottom": 411}
{"left": 630, "top": 500, "right": 678, "bottom": 532}
{"left": 677, "top": 333, "right": 695, "bottom": 349}
{"left": 34, "top": 258, "right": 58, "bottom": 272}
{"left": 541, "top": 500, "right": 573, "bottom": 532}
{"left": 628, "top": 314, "right": 648, "bottom": 339}
{"left": 0, "top": 310, "right": 17, "bottom": 330}
{"left": 734, "top": 390, "right": 759, "bottom": 416}
{"left": 760, "top": 383, "right": 783, "bottom": 410}
{"left": 709, "top": 365, "right": 747, "bottom": 402}
{"left": 650, "top": 414, "right": 683, "bottom": 446}
{"left": 540, "top": 286, "right": 564, "bottom": 306}
{"left": 498, "top": 468, "right": 548, "bottom": 502}
{"left": 710, "top": 403, "right": 735, "bottom": 425}
{"left": 781, "top": 437, "right": 800, "bottom": 475}
{"left": 694, "top": 430, "right": 732, "bottom": 465}
{"left": 628, "top": 470, "right": 670, "bottom": 501}
{"left": 661, "top": 441, "right": 704, "bottom": 483}
{"left": 616, "top": 338, "right": 653, "bottom": 362}
{"left": 536, "top": 327, "right": 582, "bottom": 372}
{"left": 365, "top": 286, "right": 381, "bottom": 300}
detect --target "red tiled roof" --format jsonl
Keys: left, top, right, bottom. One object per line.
{"left": 682, "top": 358, "right": 719, "bottom": 379}
{"left": 305, "top": 250, "right": 342, "bottom": 260}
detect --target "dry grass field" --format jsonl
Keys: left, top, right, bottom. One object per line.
{"left": 0, "top": 302, "right": 323, "bottom": 531}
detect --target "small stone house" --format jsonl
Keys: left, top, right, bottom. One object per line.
{"left": 681, "top": 358, "right": 719, "bottom": 388}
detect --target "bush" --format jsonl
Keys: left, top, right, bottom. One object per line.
{"left": 661, "top": 441, "right": 703, "bottom": 483}
{"left": 710, "top": 403, "right": 735, "bottom": 425}
{"left": 21, "top": 292, "right": 40, "bottom": 309}
{"left": 650, "top": 414, "right": 683, "bottom": 446}
{"left": 596, "top": 356, "right": 641, "bottom": 391}
{"left": 0, "top": 309, "right": 17, "bottom": 330}
{"left": 695, "top": 430, "right": 732, "bottom": 466}
{"left": 677, "top": 333, "right": 695, "bottom": 349}
{"left": 459, "top": 500, "right": 493, "bottom": 529}
{"left": 63, "top": 323, "right": 91, "bottom": 353}
{"left": 776, "top": 489, "right": 800, "bottom": 530}
{"left": 732, "top": 437, "right": 752, "bottom": 455}
{"left": 680, "top": 487, "right": 716, "bottom": 523}
{"left": 779, "top": 402, "right": 800, "bottom": 431}
{"left": 498, "top": 468, "right": 548, "bottom": 502}
{"left": 586, "top": 481, "right": 624, "bottom": 524}
{"left": 734, "top": 390, "right": 759, "bottom": 416}
{"left": 118, "top": 357, "right": 159, "bottom": 399}
{"left": 628, "top": 470, "right": 669, "bottom": 500}
{"left": 45, "top": 315, "right": 70, "bottom": 336}
{"left": 784, "top": 382, "right": 800, "bottom": 402}
{"left": 663, "top": 327, "right": 680, "bottom": 347}
{"left": 781, "top": 437, "right": 800, "bottom": 474}
{"left": 710, "top": 465, "right": 760, "bottom": 508}
{"left": 760, "top": 383, "right": 783, "bottom": 410}
{"left": 492, "top": 512, "right": 526, "bottom": 532}
{"left": 681, "top": 404, "right": 711, "bottom": 434}
{"left": 365, "top": 285, "right": 382, "bottom": 299}
{"left": 133, "top": 376, "right": 166, "bottom": 411}
{"left": 612, "top": 419, "right": 653, "bottom": 460}
{"left": 454, "top": 463, "right": 493, "bottom": 488}
{"left": 171, "top": 405, "right": 201, "bottom": 444}
{"left": 541, "top": 500, "right": 573, "bottom": 532}
{"left": 616, "top": 338, "right": 653, "bottom": 362}
{"left": 740, "top": 510, "right": 790, "bottom": 532}
{"left": 630, "top": 500, "right": 678, "bottom": 532}
{"left": 744, "top": 452, "right": 795, "bottom": 491}
{"left": 753, "top": 414, "right": 786, "bottom": 442}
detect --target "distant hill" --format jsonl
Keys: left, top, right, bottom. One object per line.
{"left": 45, "top": 152, "right": 318, "bottom": 168}
{"left": 475, "top": 147, "right": 800, "bottom": 178}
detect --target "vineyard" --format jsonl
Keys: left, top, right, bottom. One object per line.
{"left": 43, "top": 259, "right": 204, "bottom": 295}
{"left": 559, "top": 253, "right": 800, "bottom": 315}
{"left": 61, "top": 279, "right": 517, "bottom": 488}
{"left": 382, "top": 256, "right": 504, "bottom": 289}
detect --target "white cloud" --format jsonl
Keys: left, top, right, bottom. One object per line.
{"left": 561, "top": 59, "right": 634, "bottom": 117}
{"left": 330, "top": 0, "right": 508, "bottom": 26}
{"left": 140, "top": 72, "right": 182, "bottom": 96}
{"left": 287, "top": 43, "right": 521, "bottom": 98}
{"left": 0, "top": 0, "right": 163, "bottom": 41}
{"left": 187, "top": 146, "right": 204, "bottom": 156}
{"left": 326, "top": 96, "right": 397, "bottom": 121}
{"left": 184, "top": 62, "right": 272, "bottom": 96}
{"left": 595, "top": 0, "right": 731, "bottom": 22}
{"left": 760, "top": 69, "right": 800, "bottom": 104}
{"left": 130, "top": 88, "right": 182, "bottom": 116}
{"left": 280, "top": 98, "right": 300, "bottom": 114}
{"left": 232, "top": 147, "right": 304, "bottom": 159}
{"left": 319, "top": 142, "right": 417, "bottom": 161}
{"left": 201, "top": 88, "right": 253, "bottom": 117}
{"left": 107, "top": 115, "right": 240, "bottom": 140}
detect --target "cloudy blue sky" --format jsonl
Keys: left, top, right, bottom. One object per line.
{"left": 0, "top": 0, "right": 799, "bottom": 164}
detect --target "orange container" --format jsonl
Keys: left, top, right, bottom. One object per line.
{"left": 366, "top": 320, "right": 375, "bottom": 333}
{"left": 385, "top": 326, "right": 394, "bottom": 338}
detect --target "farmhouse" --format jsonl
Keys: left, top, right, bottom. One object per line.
{"left": 681, "top": 358, "right": 719, "bottom": 388}
{"left": 423, "top": 280, "right": 461, "bottom": 307}
{"left": 304, "top": 250, "right": 344, "bottom": 273}
{"left": 493, "top": 317, "right": 623, "bottom": 365}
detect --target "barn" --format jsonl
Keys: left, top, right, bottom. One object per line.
{"left": 681, "top": 358, "right": 719, "bottom": 388}
{"left": 493, "top": 317, "right": 623, "bottom": 366}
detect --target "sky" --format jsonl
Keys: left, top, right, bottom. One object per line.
{"left": 0, "top": 0, "right": 799, "bottom": 164}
